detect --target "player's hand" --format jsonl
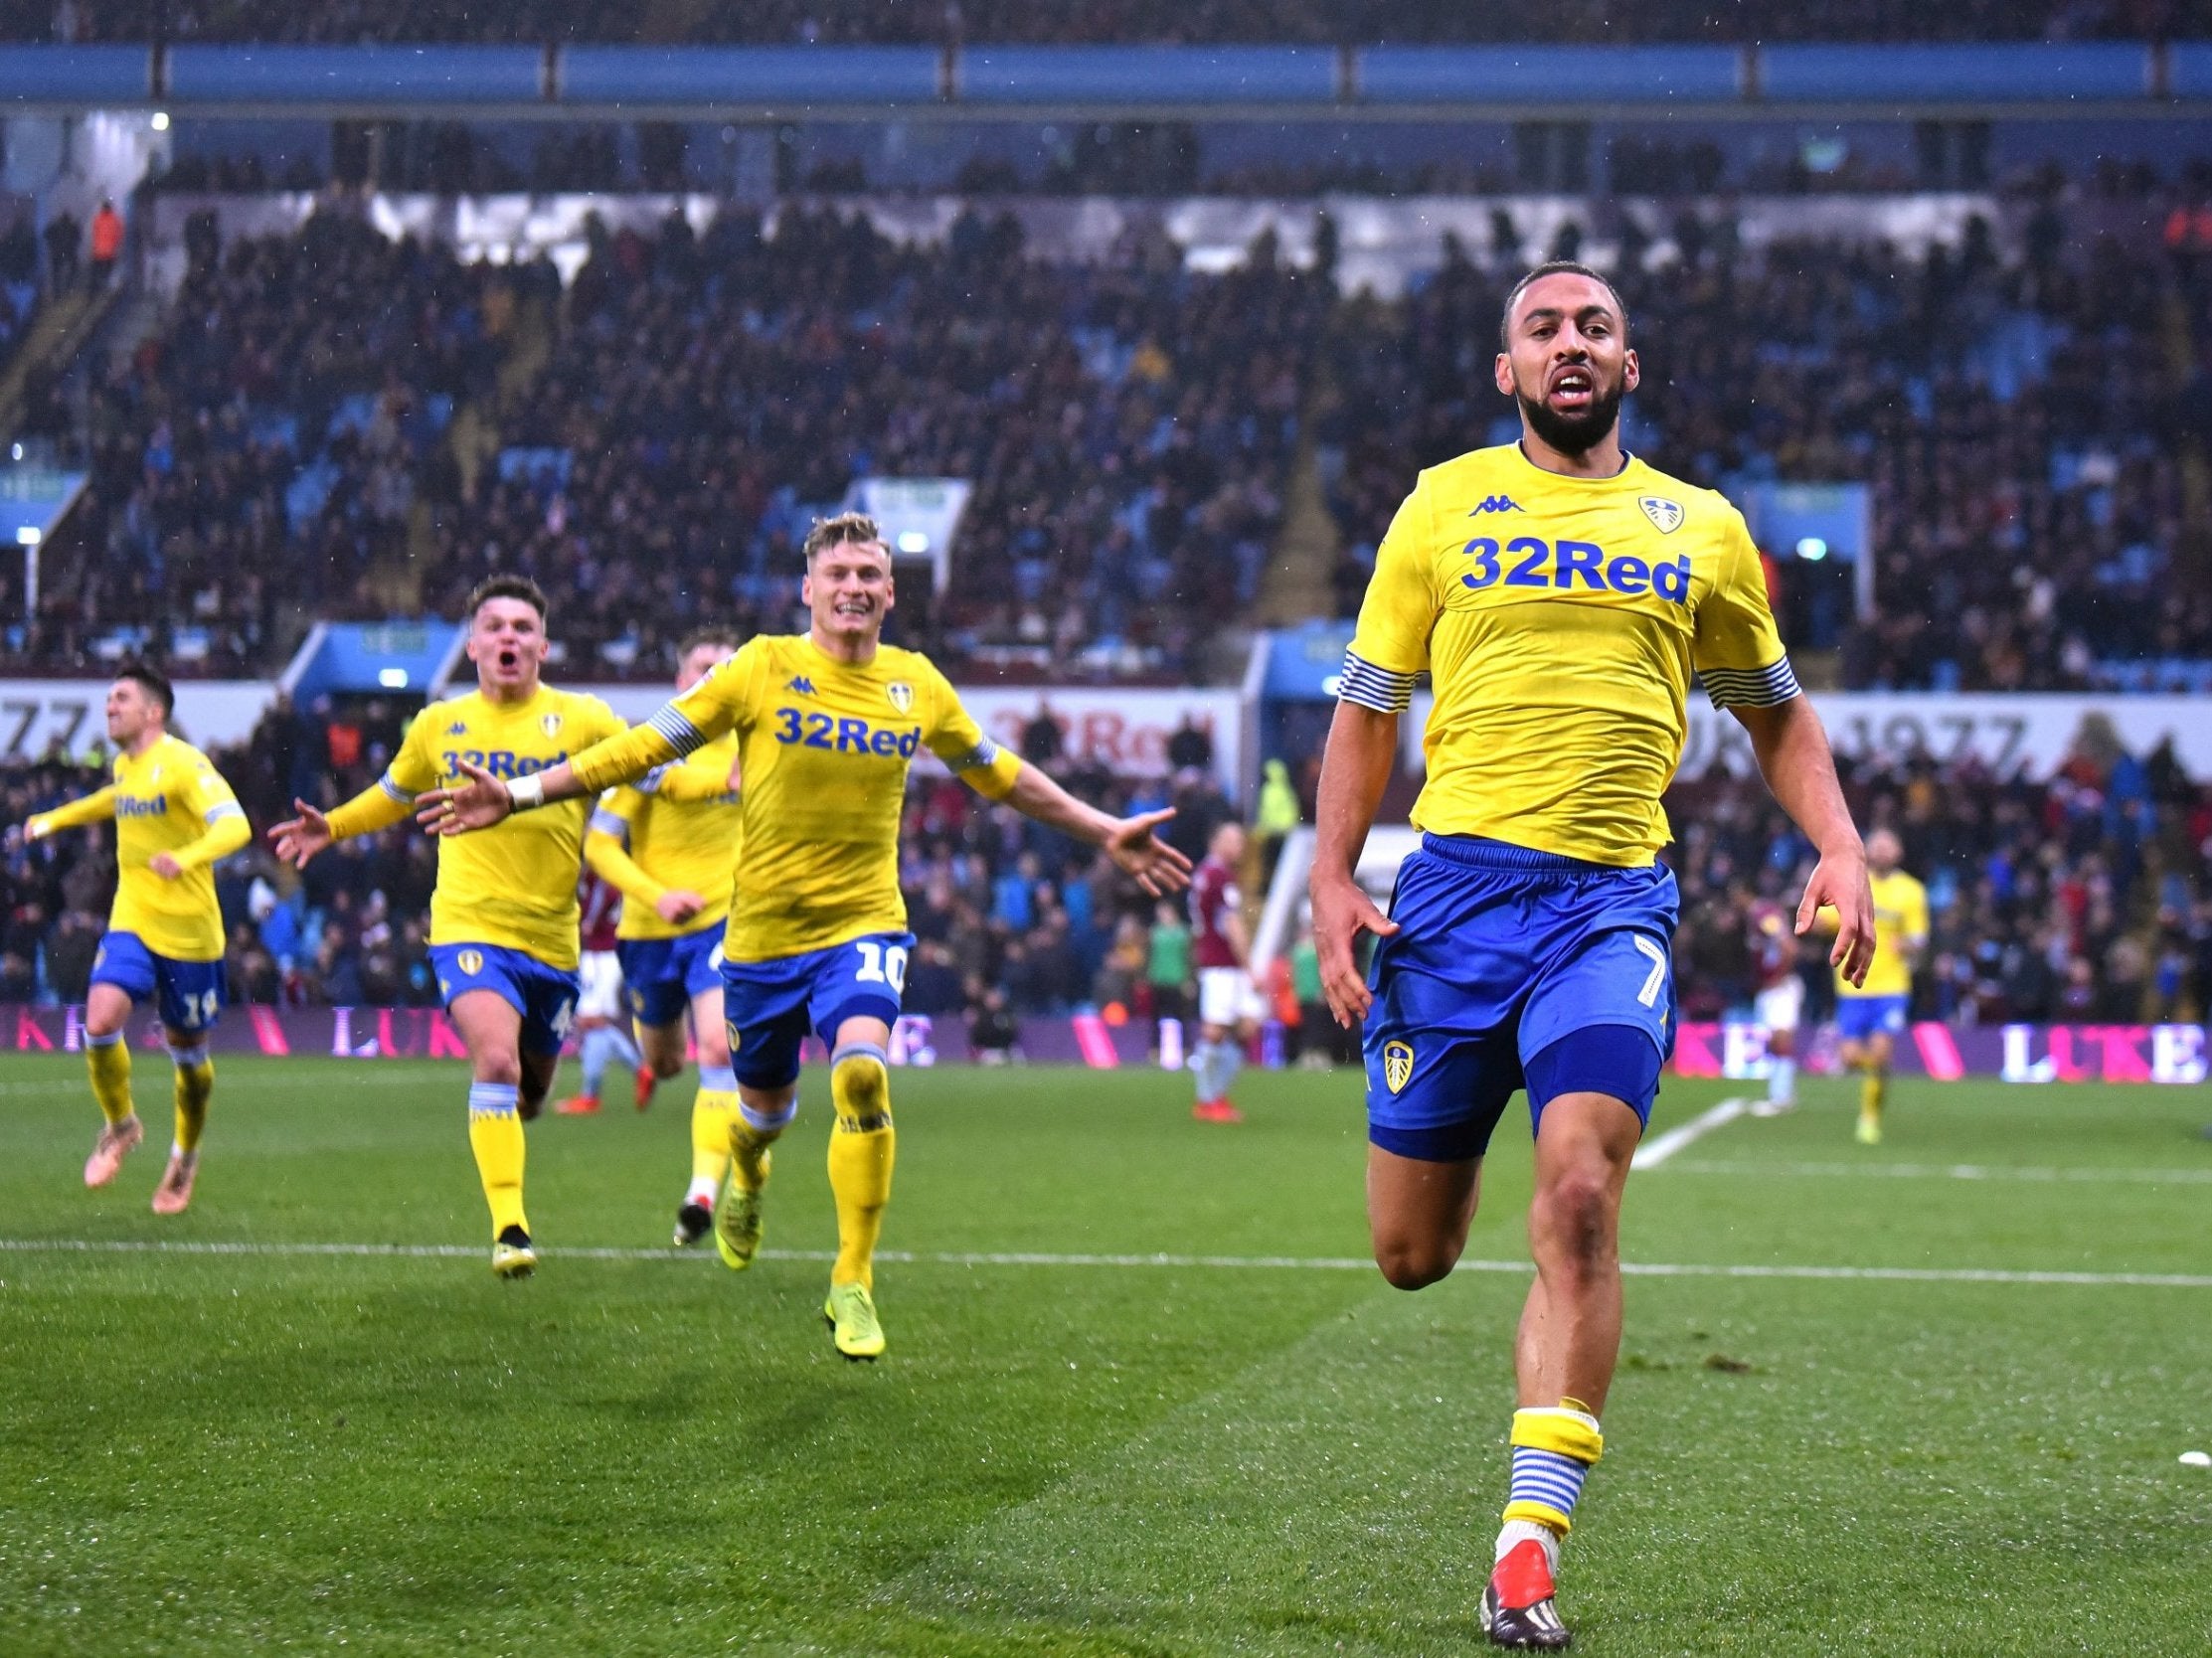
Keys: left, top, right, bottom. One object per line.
{"left": 1103, "top": 808, "right": 1192, "bottom": 897}
{"left": 1797, "top": 840, "right": 1876, "bottom": 988}
{"left": 656, "top": 889, "right": 705, "bottom": 925}
{"left": 1312, "top": 871, "right": 1397, "bottom": 1028}
{"left": 147, "top": 851, "right": 183, "bottom": 880}
{"left": 269, "top": 800, "right": 334, "bottom": 868}
{"left": 417, "top": 760, "right": 512, "bottom": 837}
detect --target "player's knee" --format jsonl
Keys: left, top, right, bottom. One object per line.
{"left": 472, "top": 1050, "right": 523, "bottom": 1088}
{"left": 829, "top": 1044, "right": 890, "bottom": 1127}
{"left": 650, "top": 1049, "right": 687, "bottom": 1080}
{"left": 1532, "top": 1169, "right": 1616, "bottom": 1269}
{"left": 1375, "top": 1237, "right": 1459, "bottom": 1291}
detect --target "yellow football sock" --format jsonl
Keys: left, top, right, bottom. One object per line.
{"left": 690, "top": 1086, "right": 736, "bottom": 1188}
{"left": 1859, "top": 1071, "right": 1886, "bottom": 1121}
{"left": 85, "top": 1034, "right": 135, "bottom": 1127}
{"left": 827, "top": 1043, "right": 894, "bottom": 1290}
{"left": 172, "top": 1049, "right": 214, "bottom": 1153}
{"left": 729, "top": 1082, "right": 792, "bottom": 1195}
{"left": 466, "top": 1082, "right": 529, "bottom": 1239}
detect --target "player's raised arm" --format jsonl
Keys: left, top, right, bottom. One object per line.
{"left": 24, "top": 782, "right": 118, "bottom": 841}
{"left": 421, "top": 651, "right": 753, "bottom": 836}
{"left": 923, "top": 670, "right": 1190, "bottom": 896}
{"left": 271, "top": 708, "right": 437, "bottom": 867}
{"left": 999, "top": 760, "right": 1191, "bottom": 897}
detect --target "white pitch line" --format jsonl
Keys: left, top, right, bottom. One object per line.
{"left": 1631, "top": 1096, "right": 1750, "bottom": 1169}
{"left": 0, "top": 1238, "right": 2205, "bottom": 1289}
{"left": 1660, "top": 1158, "right": 2212, "bottom": 1186}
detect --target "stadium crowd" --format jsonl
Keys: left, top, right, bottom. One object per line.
{"left": 420, "top": 204, "right": 1318, "bottom": 683}
{"left": 13, "top": 195, "right": 2212, "bottom": 689}
{"left": 22, "top": 0, "right": 2208, "bottom": 44}
{"left": 5, "top": 704, "right": 2209, "bottom": 1040}
{"left": 1320, "top": 211, "right": 2212, "bottom": 691}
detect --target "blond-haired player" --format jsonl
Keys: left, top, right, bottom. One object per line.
{"left": 423, "top": 513, "right": 1191, "bottom": 1358}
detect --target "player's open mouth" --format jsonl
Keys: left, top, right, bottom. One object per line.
{"left": 497, "top": 648, "right": 517, "bottom": 670}
{"left": 1548, "top": 368, "right": 1595, "bottom": 409}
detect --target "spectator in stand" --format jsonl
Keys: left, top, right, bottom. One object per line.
{"left": 88, "top": 199, "right": 122, "bottom": 288}
{"left": 1145, "top": 897, "right": 1192, "bottom": 1028}
{"left": 968, "top": 983, "right": 1021, "bottom": 1063}
{"left": 43, "top": 209, "right": 78, "bottom": 289}
{"left": 1020, "top": 703, "right": 1065, "bottom": 769}
{"left": 1165, "top": 715, "right": 1214, "bottom": 776}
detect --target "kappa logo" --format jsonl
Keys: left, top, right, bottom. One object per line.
{"left": 1468, "top": 495, "right": 1524, "bottom": 516}
{"left": 1383, "top": 1040, "right": 1416, "bottom": 1094}
{"left": 445, "top": 721, "right": 468, "bottom": 737}
{"left": 784, "top": 676, "right": 816, "bottom": 697}
{"left": 885, "top": 681, "right": 915, "bottom": 715}
{"left": 456, "top": 949, "right": 484, "bottom": 976}
{"left": 1638, "top": 495, "right": 1685, "bottom": 535}
{"left": 540, "top": 712, "right": 564, "bottom": 738}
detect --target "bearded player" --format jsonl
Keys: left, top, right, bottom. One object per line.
{"left": 421, "top": 513, "right": 1191, "bottom": 1359}
{"left": 583, "top": 627, "right": 747, "bottom": 1244}
{"left": 272, "top": 578, "right": 628, "bottom": 1278}
{"left": 19, "top": 663, "right": 250, "bottom": 1213}
{"left": 1310, "top": 262, "right": 1876, "bottom": 1649}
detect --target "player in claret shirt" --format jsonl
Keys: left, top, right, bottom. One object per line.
{"left": 422, "top": 513, "right": 1192, "bottom": 1360}
{"left": 21, "top": 662, "right": 250, "bottom": 1214}
{"left": 1310, "top": 262, "right": 1878, "bottom": 1649}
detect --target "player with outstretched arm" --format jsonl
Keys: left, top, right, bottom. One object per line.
{"left": 421, "top": 513, "right": 1192, "bottom": 1360}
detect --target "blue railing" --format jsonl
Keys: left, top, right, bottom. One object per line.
{"left": 0, "top": 40, "right": 2202, "bottom": 112}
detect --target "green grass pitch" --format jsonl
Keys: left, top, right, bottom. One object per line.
{"left": 3, "top": 1054, "right": 2210, "bottom": 1656}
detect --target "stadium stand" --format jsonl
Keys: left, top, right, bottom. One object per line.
{"left": 1318, "top": 213, "right": 2212, "bottom": 690}
{"left": 420, "top": 204, "right": 1317, "bottom": 683}
{"left": 20, "top": 0, "right": 2212, "bottom": 45}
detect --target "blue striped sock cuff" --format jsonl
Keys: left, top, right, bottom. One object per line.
{"left": 168, "top": 1043, "right": 210, "bottom": 1069}
{"left": 829, "top": 1042, "right": 890, "bottom": 1069}
{"left": 467, "top": 1082, "right": 520, "bottom": 1117}
{"left": 1508, "top": 1447, "right": 1591, "bottom": 1530}
{"left": 739, "top": 1097, "right": 796, "bottom": 1132}
{"left": 86, "top": 1029, "right": 123, "bottom": 1049}
{"left": 699, "top": 1066, "right": 739, "bottom": 1093}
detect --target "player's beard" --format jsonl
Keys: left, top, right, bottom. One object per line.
{"left": 1517, "top": 374, "right": 1623, "bottom": 457}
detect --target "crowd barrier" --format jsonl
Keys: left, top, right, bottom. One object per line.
{"left": 2, "top": 1006, "right": 2204, "bottom": 1084}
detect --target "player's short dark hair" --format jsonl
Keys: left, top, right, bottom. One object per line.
{"left": 464, "top": 575, "right": 550, "bottom": 625}
{"left": 677, "top": 626, "right": 742, "bottom": 657}
{"left": 111, "top": 659, "right": 173, "bottom": 719}
{"left": 803, "top": 511, "right": 884, "bottom": 563}
{"left": 1499, "top": 260, "right": 1629, "bottom": 349}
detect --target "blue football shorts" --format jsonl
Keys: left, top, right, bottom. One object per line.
{"left": 430, "top": 942, "right": 581, "bottom": 1058}
{"left": 1835, "top": 993, "right": 1909, "bottom": 1041}
{"left": 618, "top": 924, "right": 726, "bottom": 1029}
{"left": 89, "top": 930, "right": 224, "bottom": 1034}
{"left": 722, "top": 931, "right": 914, "bottom": 1091}
{"left": 1362, "top": 835, "right": 1679, "bottom": 1163}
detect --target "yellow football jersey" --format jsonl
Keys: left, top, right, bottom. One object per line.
{"left": 1346, "top": 443, "right": 1795, "bottom": 867}
{"left": 569, "top": 635, "right": 1020, "bottom": 960}
{"left": 588, "top": 732, "right": 743, "bottom": 941}
{"left": 344, "top": 685, "right": 627, "bottom": 969}
{"left": 27, "top": 734, "right": 248, "bottom": 960}
{"left": 1824, "top": 868, "right": 1928, "bottom": 999}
